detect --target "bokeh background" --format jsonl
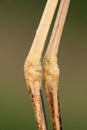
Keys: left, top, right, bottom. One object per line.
{"left": 0, "top": 0, "right": 87, "bottom": 130}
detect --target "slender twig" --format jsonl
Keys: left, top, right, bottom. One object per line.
{"left": 27, "top": 0, "right": 59, "bottom": 62}
{"left": 43, "top": 0, "right": 70, "bottom": 130}
{"left": 24, "top": 0, "right": 59, "bottom": 130}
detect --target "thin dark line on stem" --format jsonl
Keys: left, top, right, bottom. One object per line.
{"left": 40, "top": 89, "right": 48, "bottom": 130}
{"left": 58, "top": 94, "right": 63, "bottom": 130}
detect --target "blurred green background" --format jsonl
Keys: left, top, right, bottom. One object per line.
{"left": 0, "top": 0, "right": 87, "bottom": 130}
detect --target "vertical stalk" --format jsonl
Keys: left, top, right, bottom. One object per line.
{"left": 26, "top": 0, "right": 59, "bottom": 63}
{"left": 24, "top": 0, "right": 59, "bottom": 130}
{"left": 43, "top": 0, "right": 70, "bottom": 130}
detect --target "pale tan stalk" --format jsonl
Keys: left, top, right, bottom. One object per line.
{"left": 27, "top": 0, "right": 59, "bottom": 63}
{"left": 43, "top": 0, "right": 70, "bottom": 130}
{"left": 24, "top": 0, "right": 59, "bottom": 130}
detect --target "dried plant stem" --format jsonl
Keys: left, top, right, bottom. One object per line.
{"left": 24, "top": 0, "right": 59, "bottom": 130}
{"left": 27, "top": 0, "right": 59, "bottom": 63}
{"left": 43, "top": 0, "right": 70, "bottom": 130}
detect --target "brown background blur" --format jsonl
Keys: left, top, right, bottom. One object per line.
{"left": 0, "top": 0, "right": 87, "bottom": 130}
